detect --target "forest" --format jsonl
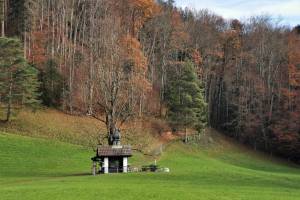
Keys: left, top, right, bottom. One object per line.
{"left": 0, "top": 0, "right": 300, "bottom": 163}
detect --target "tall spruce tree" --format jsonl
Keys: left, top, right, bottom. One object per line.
{"left": 0, "top": 37, "right": 40, "bottom": 122}
{"left": 5, "top": 0, "right": 36, "bottom": 38}
{"left": 165, "top": 61, "right": 207, "bottom": 141}
{"left": 40, "top": 59, "right": 63, "bottom": 107}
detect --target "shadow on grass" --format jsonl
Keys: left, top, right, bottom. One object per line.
{"left": 66, "top": 172, "right": 91, "bottom": 177}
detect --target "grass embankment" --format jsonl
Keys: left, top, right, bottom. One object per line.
{"left": 0, "top": 108, "right": 160, "bottom": 151}
{"left": 1, "top": 130, "right": 300, "bottom": 200}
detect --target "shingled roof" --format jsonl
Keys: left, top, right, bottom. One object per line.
{"left": 97, "top": 145, "right": 132, "bottom": 157}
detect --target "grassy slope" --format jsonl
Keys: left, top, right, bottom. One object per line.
{"left": 0, "top": 109, "right": 160, "bottom": 151}
{"left": 1, "top": 131, "right": 300, "bottom": 200}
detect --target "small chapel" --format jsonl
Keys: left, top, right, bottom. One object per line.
{"left": 91, "top": 129, "right": 132, "bottom": 174}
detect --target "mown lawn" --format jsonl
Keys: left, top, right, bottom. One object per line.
{"left": 0, "top": 132, "right": 300, "bottom": 200}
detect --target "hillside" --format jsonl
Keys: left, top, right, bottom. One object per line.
{"left": 0, "top": 109, "right": 163, "bottom": 153}
{"left": 2, "top": 0, "right": 300, "bottom": 165}
{"left": 1, "top": 1, "right": 300, "bottom": 199}
{"left": 1, "top": 121, "right": 300, "bottom": 200}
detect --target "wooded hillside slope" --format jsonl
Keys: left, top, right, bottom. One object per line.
{"left": 0, "top": 0, "right": 300, "bottom": 162}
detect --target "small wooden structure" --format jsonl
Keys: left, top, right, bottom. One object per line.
{"left": 91, "top": 129, "right": 132, "bottom": 174}
{"left": 94, "top": 145, "right": 132, "bottom": 173}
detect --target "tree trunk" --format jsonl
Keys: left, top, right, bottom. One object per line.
{"left": 6, "top": 73, "right": 13, "bottom": 122}
{"left": 1, "top": 0, "right": 5, "bottom": 37}
{"left": 1, "top": 20, "right": 4, "bottom": 37}
{"left": 106, "top": 113, "right": 116, "bottom": 145}
{"left": 184, "top": 127, "right": 188, "bottom": 143}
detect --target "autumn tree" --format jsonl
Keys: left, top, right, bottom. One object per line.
{"left": 86, "top": 1, "right": 154, "bottom": 143}
{"left": 116, "top": 0, "right": 158, "bottom": 37}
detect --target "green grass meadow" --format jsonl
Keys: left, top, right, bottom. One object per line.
{"left": 0, "top": 133, "right": 300, "bottom": 200}
{"left": 1, "top": 132, "right": 300, "bottom": 200}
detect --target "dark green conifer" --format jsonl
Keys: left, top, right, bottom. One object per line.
{"left": 165, "top": 61, "right": 207, "bottom": 141}
{"left": 0, "top": 37, "right": 40, "bottom": 121}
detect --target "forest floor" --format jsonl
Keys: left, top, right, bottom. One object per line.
{"left": 0, "top": 110, "right": 300, "bottom": 200}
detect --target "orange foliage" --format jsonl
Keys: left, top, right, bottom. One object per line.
{"left": 121, "top": 34, "right": 148, "bottom": 72}
{"left": 288, "top": 32, "right": 300, "bottom": 87}
{"left": 223, "top": 29, "right": 242, "bottom": 55}
{"left": 116, "top": 0, "right": 159, "bottom": 37}
{"left": 191, "top": 49, "right": 202, "bottom": 66}
{"left": 130, "top": 0, "right": 160, "bottom": 18}
{"left": 170, "top": 11, "right": 189, "bottom": 49}
{"left": 120, "top": 34, "right": 151, "bottom": 92}
{"left": 131, "top": 0, "right": 160, "bottom": 27}
{"left": 28, "top": 30, "right": 48, "bottom": 67}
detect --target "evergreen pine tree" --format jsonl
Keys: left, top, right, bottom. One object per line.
{"left": 5, "top": 0, "right": 36, "bottom": 37}
{"left": 40, "top": 59, "right": 63, "bottom": 107}
{"left": 0, "top": 37, "right": 40, "bottom": 121}
{"left": 165, "top": 61, "right": 207, "bottom": 141}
